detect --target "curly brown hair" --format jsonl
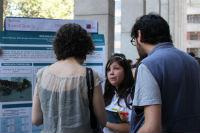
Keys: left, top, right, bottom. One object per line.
{"left": 53, "top": 23, "right": 95, "bottom": 60}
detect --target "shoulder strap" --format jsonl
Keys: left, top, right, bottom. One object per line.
{"left": 86, "top": 67, "right": 98, "bottom": 130}
{"left": 86, "top": 67, "right": 94, "bottom": 96}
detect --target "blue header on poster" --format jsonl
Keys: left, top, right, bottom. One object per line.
{"left": 0, "top": 31, "right": 105, "bottom": 47}
{"left": 91, "top": 34, "right": 105, "bottom": 46}
{"left": 0, "top": 31, "right": 55, "bottom": 45}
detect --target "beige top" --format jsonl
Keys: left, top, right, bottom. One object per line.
{"left": 34, "top": 59, "right": 101, "bottom": 133}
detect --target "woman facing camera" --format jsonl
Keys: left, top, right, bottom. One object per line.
{"left": 103, "top": 53, "right": 134, "bottom": 133}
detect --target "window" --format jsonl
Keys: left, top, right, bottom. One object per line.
{"left": 187, "top": 14, "right": 200, "bottom": 23}
{"left": 187, "top": 32, "right": 200, "bottom": 40}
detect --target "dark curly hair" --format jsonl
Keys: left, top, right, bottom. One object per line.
{"left": 131, "top": 13, "right": 172, "bottom": 45}
{"left": 104, "top": 53, "right": 134, "bottom": 109}
{"left": 53, "top": 23, "right": 95, "bottom": 60}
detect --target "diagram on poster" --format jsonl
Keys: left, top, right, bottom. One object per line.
{"left": 0, "top": 77, "right": 32, "bottom": 102}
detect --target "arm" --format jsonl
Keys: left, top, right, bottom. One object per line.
{"left": 138, "top": 104, "right": 161, "bottom": 133}
{"left": 93, "top": 84, "right": 106, "bottom": 127}
{"left": 133, "top": 64, "right": 162, "bottom": 133}
{"left": 106, "top": 122, "right": 130, "bottom": 133}
{"left": 32, "top": 83, "right": 43, "bottom": 126}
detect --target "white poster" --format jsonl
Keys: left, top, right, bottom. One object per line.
{"left": 5, "top": 17, "right": 98, "bottom": 33}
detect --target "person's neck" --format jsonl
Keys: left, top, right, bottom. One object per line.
{"left": 60, "top": 57, "right": 83, "bottom": 65}
{"left": 144, "top": 43, "right": 156, "bottom": 54}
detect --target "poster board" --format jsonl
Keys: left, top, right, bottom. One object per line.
{"left": 0, "top": 31, "right": 105, "bottom": 133}
{"left": 5, "top": 17, "right": 98, "bottom": 33}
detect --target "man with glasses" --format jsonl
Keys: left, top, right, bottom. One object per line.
{"left": 130, "top": 37, "right": 136, "bottom": 46}
{"left": 130, "top": 13, "right": 200, "bottom": 133}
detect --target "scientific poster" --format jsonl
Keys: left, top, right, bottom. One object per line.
{"left": 0, "top": 31, "right": 105, "bottom": 133}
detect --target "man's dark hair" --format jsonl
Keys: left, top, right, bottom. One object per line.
{"left": 131, "top": 13, "right": 172, "bottom": 45}
{"left": 53, "top": 23, "right": 95, "bottom": 60}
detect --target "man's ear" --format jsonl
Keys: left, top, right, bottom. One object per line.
{"left": 137, "top": 30, "right": 142, "bottom": 44}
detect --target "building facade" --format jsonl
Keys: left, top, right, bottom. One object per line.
{"left": 187, "top": 0, "right": 200, "bottom": 57}
{"left": 0, "top": 0, "right": 191, "bottom": 62}
{"left": 121, "top": 0, "right": 187, "bottom": 61}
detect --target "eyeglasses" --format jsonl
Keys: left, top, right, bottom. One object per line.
{"left": 130, "top": 37, "right": 136, "bottom": 46}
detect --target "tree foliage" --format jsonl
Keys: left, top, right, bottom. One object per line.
{"left": 3, "top": 0, "right": 74, "bottom": 19}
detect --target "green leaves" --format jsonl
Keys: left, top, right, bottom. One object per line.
{"left": 4, "top": 0, "right": 74, "bottom": 19}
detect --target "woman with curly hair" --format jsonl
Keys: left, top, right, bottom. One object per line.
{"left": 103, "top": 53, "right": 134, "bottom": 133}
{"left": 32, "top": 23, "right": 106, "bottom": 133}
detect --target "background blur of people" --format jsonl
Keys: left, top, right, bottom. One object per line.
{"left": 131, "top": 55, "right": 147, "bottom": 79}
{"left": 127, "top": 59, "right": 135, "bottom": 77}
{"left": 196, "top": 57, "right": 200, "bottom": 64}
{"left": 188, "top": 52, "right": 200, "bottom": 64}
{"left": 127, "top": 59, "right": 133, "bottom": 67}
